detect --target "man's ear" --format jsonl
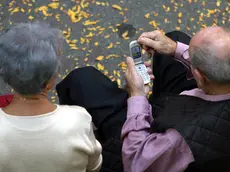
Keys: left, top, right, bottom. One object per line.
{"left": 194, "top": 68, "right": 207, "bottom": 86}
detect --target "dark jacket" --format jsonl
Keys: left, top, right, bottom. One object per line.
{"left": 151, "top": 94, "right": 230, "bottom": 172}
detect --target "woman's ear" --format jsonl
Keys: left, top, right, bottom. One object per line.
{"left": 45, "top": 77, "right": 57, "bottom": 91}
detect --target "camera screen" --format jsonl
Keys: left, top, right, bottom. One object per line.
{"left": 131, "top": 46, "right": 141, "bottom": 59}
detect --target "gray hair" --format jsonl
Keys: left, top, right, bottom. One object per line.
{"left": 0, "top": 22, "right": 64, "bottom": 95}
{"left": 190, "top": 44, "right": 230, "bottom": 84}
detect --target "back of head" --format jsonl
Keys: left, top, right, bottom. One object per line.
{"left": 190, "top": 27, "right": 230, "bottom": 85}
{"left": 0, "top": 22, "right": 64, "bottom": 95}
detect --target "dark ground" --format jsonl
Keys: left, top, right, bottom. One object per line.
{"left": 0, "top": 0, "right": 229, "bottom": 103}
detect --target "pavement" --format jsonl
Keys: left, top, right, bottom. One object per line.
{"left": 0, "top": 0, "right": 229, "bottom": 103}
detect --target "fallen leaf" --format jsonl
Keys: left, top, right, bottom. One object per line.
{"left": 21, "top": 8, "right": 25, "bottom": 13}
{"left": 97, "top": 63, "right": 105, "bottom": 70}
{"left": 94, "top": 42, "right": 99, "bottom": 46}
{"left": 149, "top": 20, "right": 159, "bottom": 28}
{"left": 96, "top": 56, "right": 104, "bottom": 61}
{"left": 48, "top": 2, "right": 59, "bottom": 9}
{"left": 81, "top": 0, "right": 89, "bottom": 8}
{"left": 145, "top": 13, "right": 150, "bottom": 18}
{"left": 117, "top": 79, "right": 121, "bottom": 86}
{"left": 104, "top": 34, "right": 110, "bottom": 38}
{"left": 35, "top": 6, "right": 52, "bottom": 16}
{"left": 122, "top": 31, "right": 128, "bottom": 39}
{"left": 112, "top": 4, "right": 122, "bottom": 11}
{"left": 107, "top": 42, "right": 113, "bottom": 49}
{"left": 67, "top": 9, "right": 82, "bottom": 23}
{"left": 85, "top": 32, "right": 94, "bottom": 38}
{"left": 83, "top": 20, "right": 100, "bottom": 26}
{"left": 28, "top": 15, "right": 34, "bottom": 20}
{"left": 10, "top": 7, "right": 19, "bottom": 15}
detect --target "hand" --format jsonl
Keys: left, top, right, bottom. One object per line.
{"left": 137, "top": 30, "right": 177, "bottom": 56}
{"left": 125, "top": 56, "right": 154, "bottom": 97}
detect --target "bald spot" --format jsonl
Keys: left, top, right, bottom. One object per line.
{"left": 189, "top": 26, "right": 230, "bottom": 61}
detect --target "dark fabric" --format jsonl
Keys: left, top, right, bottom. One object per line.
{"left": 151, "top": 94, "right": 230, "bottom": 171}
{"left": 56, "top": 31, "right": 198, "bottom": 172}
{"left": 56, "top": 66, "right": 128, "bottom": 172}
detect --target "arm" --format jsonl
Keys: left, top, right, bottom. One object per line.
{"left": 174, "top": 42, "right": 193, "bottom": 79}
{"left": 121, "top": 96, "right": 194, "bottom": 172}
{"left": 86, "top": 123, "right": 102, "bottom": 172}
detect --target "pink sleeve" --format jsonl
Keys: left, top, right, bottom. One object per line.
{"left": 121, "top": 96, "right": 194, "bottom": 172}
{"left": 174, "top": 42, "right": 193, "bottom": 80}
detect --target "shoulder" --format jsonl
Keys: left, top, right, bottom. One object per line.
{"left": 54, "top": 105, "right": 92, "bottom": 132}
{"left": 58, "top": 105, "right": 91, "bottom": 119}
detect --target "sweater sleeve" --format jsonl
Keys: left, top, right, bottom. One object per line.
{"left": 86, "top": 123, "right": 103, "bottom": 172}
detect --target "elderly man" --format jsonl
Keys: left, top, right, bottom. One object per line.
{"left": 57, "top": 27, "right": 230, "bottom": 172}
{"left": 122, "top": 27, "right": 230, "bottom": 172}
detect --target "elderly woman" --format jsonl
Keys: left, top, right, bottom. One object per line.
{"left": 0, "top": 23, "right": 102, "bottom": 172}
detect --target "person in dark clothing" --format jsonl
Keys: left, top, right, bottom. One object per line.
{"left": 56, "top": 27, "right": 230, "bottom": 172}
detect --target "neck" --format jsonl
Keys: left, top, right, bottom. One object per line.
{"left": 3, "top": 92, "right": 56, "bottom": 116}
{"left": 203, "top": 84, "right": 230, "bottom": 95}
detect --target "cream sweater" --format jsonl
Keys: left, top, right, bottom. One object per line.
{"left": 0, "top": 105, "right": 102, "bottom": 172}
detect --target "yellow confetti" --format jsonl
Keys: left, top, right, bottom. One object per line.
{"left": 97, "top": 63, "right": 105, "bottom": 70}
{"left": 96, "top": 56, "right": 104, "bottom": 61}
{"left": 94, "top": 42, "right": 99, "bottom": 46}
{"left": 48, "top": 2, "right": 59, "bottom": 9}
{"left": 112, "top": 4, "right": 122, "bottom": 11}
{"left": 178, "top": 12, "right": 182, "bottom": 18}
{"left": 107, "top": 43, "right": 113, "bottom": 49}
